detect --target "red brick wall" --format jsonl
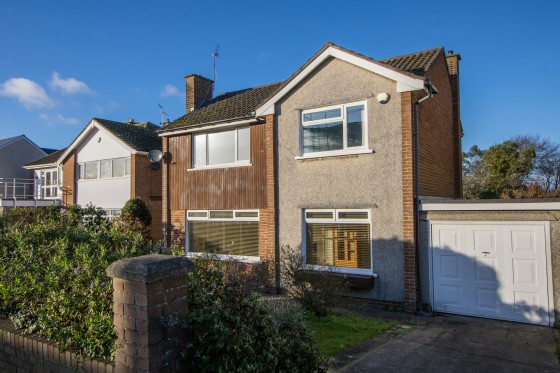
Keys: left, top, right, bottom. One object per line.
{"left": 446, "top": 53, "right": 462, "bottom": 197}
{"left": 185, "top": 74, "right": 213, "bottom": 113}
{"left": 131, "top": 154, "right": 162, "bottom": 241}
{"left": 417, "top": 52, "right": 461, "bottom": 198}
{"left": 61, "top": 151, "right": 75, "bottom": 206}
{"left": 401, "top": 91, "right": 419, "bottom": 313}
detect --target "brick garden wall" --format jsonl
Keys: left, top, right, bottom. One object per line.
{"left": 0, "top": 319, "right": 114, "bottom": 373}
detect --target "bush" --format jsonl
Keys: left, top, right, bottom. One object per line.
{"left": 0, "top": 205, "right": 153, "bottom": 359}
{"left": 183, "top": 256, "right": 327, "bottom": 372}
{"left": 280, "top": 246, "right": 350, "bottom": 316}
{"left": 121, "top": 196, "right": 151, "bottom": 226}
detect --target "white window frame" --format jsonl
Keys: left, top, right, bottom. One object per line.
{"left": 297, "top": 100, "right": 371, "bottom": 159}
{"left": 303, "top": 208, "right": 373, "bottom": 275}
{"left": 186, "top": 209, "right": 261, "bottom": 263}
{"left": 39, "top": 169, "right": 59, "bottom": 199}
{"left": 192, "top": 127, "right": 251, "bottom": 170}
{"left": 77, "top": 157, "right": 131, "bottom": 181}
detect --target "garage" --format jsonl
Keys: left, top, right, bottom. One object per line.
{"left": 419, "top": 200, "right": 560, "bottom": 327}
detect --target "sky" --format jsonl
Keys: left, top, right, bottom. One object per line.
{"left": 0, "top": 0, "right": 559, "bottom": 151}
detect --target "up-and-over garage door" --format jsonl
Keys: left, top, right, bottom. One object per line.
{"left": 431, "top": 222, "right": 552, "bottom": 326}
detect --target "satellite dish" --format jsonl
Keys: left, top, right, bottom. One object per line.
{"left": 147, "top": 150, "right": 163, "bottom": 163}
{"left": 150, "top": 162, "right": 161, "bottom": 171}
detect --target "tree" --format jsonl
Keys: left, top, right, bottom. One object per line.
{"left": 511, "top": 135, "right": 560, "bottom": 192}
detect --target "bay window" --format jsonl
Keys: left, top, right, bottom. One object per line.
{"left": 304, "top": 209, "right": 371, "bottom": 272}
{"left": 301, "top": 101, "right": 367, "bottom": 156}
{"left": 193, "top": 127, "right": 250, "bottom": 168}
{"left": 187, "top": 210, "right": 259, "bottom": 258}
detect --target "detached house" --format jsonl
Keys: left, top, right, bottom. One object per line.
{"left": 24, "top": 118, "right": 163, "bottom": 239}
{"left": 160, "top": 42, "right": 462, "bottom": 313}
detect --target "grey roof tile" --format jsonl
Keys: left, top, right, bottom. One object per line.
{"left": 380, "top": 47, "right": 444, "bottom": 76}
{"left": 93, "top": 118, "right": 161, "bottom": 152}
{"left": 24, "top": 148, "right": 66, "bottom": 167}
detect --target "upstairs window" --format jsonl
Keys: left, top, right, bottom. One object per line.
{"left": 193, "top": 127, "right": 250, "bottom": 168}
{"left": 301, "top": 102, "right": 366, "bottom": 155}
{"left": 78, "top": 157, "right": 131, "bottom": 180}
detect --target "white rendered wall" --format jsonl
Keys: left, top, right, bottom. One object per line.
{"left": 75, "top": 127, "right": 131, "bottom": 209}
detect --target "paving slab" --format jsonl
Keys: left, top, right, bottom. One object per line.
{"left": 331, "top": 313, "right": 559, "bottom": 372}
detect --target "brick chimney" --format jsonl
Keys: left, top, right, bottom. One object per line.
{"left": 185, "top": 74, "right": 214, "bottom": 113}
{"left": 446, "top": 50, "right": 462, "bottom": 198}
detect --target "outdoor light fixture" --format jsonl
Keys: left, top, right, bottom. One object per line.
{"left": 377, "top": 93, "right": 390, "bottom": 104}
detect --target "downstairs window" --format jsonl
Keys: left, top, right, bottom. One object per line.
{"left": 187, "top": 210, "right": 259, "bottom": 258}
{"left": 304, "top": 209, "right": 371, "bottom": 271}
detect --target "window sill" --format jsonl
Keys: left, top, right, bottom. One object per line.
{"left": 188, "top": 162, "right": 252, "bottom": 171}
{"left": 186, "top": 252, "right": 262, "bottom": 264}
{"left": 295, "top": 148, "right": 373, "bottom": 160}
{"left": 301, "top": 266, "right": 377, "bottom": 289}
{"left": 77, "top": 176, "right": 131, "bottom": 182}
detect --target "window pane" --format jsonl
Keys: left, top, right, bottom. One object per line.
{"left": 338, "top": 211, "right": 369, "bottom": 220}
{"left": 347, "top": 105, "right": 364, "bottom": 148}
{"left": 194, "top": 134, "right": 207, "bottom": 167}
{"left": 306, "top": 223, "right": 371, "bottom": 269}
{"left": 125, "top": 158, "right": 131, "bottom": 176}
{"left": 303, "top": 108, "right": 341, "bottom": 122}
{"left": 188, "top": 211, "right": 208, "bottom": 218}
{"left": 100, "top": 159, "right": 111, "bottom": 178}
{"left": 112, "top": 158, "right": 125, "bottom": 177}
{"left": 85, "top": 161, "right": 99, "bottom": 179}
{"left": 209, "top": 210, "right": 234, "bottom": 219}
{"left": 303, "top": 121, "right": 343, "bottom": 153}
{"left": 208, "top": 130, "right": 235, "bottom": 165}
{"left": 235, "top": 211, "right": 258, "bottom": 218}
{"left": 306, "top": 211, "right": 334, "bottom": 220}
{"left": 189, "top": 221, "right": 259, "bottom": 257}
{"left": 237, "top": 127, "right": 250, "bottom": 161}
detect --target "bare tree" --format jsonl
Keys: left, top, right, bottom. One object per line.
{"left": 512, "top": 135, "right": 560, "bottom": 192}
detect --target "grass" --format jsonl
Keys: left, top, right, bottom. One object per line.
{"left": 306, "top": 312, "right": 396, "bottom": 356}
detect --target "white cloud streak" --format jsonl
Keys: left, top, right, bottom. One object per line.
{"left": 0, "top": 78, "right": 55, "bottom": 109}
{"left": 160, "top": 84, "right": 181, "bottom": 97}
{"left": 49, "top": 72, "right": 94, "bottom": 95}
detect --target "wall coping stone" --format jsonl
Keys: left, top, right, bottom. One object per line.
{"left": 106, "top": 254, "right": 192, "bottom": 283}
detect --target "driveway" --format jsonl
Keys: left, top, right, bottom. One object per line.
{"left": 330, "top": 312, "right": 559, "bottom": 372}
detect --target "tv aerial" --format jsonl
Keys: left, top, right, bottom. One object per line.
{"left": 158, "top": 103, "right": 169, "bottom": 125}
{"left": 212, "top": 44, "right": 220, "bottom": 84}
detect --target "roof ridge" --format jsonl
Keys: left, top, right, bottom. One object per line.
{"left": 216, "top": 80, "right": 285, "bottom": 97}
{"left": 380, "top": 46, "right": 444, "bottom": 62}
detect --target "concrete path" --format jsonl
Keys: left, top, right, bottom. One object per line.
{"left": 330, "top": 312, "right": 559, "bottom": 372}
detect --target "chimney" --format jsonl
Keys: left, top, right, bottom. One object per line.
{"left": 185, "top": 74, "right": 214, "bottom": 113}
{"left": 446, "top": 50, "right": 462, "bottom": 198}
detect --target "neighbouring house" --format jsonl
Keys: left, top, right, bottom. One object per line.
{"left": 24, "top": 118, "right": 163, "bottom": 240}
{"left": 160, "top": 41, "right": 462, "bottom": 313}
{"left": 0, "top": 135, "right": 56, "bottom": 209}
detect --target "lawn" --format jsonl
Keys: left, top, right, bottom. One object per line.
{"left": 307, "top": 313, "right": 396, "bottom": 356}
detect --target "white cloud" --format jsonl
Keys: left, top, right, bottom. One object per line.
{"left": 160, "top": 84, "right": 181, "bottom": 97}
{"left": 49, "top": 72, "right": 94, "bottom": 95}
{"left": 0, "top": 78, "right": 54, "bottom": 109}
{"left": 56, "top": 114, "right": 80, "bottom": 125}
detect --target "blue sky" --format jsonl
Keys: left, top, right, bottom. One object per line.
{"left": 0, "top": 0, "right": 558, "bottom": 151}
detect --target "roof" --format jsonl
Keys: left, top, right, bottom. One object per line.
{"left": 93, "top": 118, "right": 161, "bottom": 152}
{"left": 163, "top": 42, "right": 444, "bottom": 133}
{"left": 24, "top": 148, "right": 66, "bottom": 167}
{"left": 0, "top": 135, "right": 23, "bottom": 148}
{"left": 380, "top": 47, "right": 444, "bottom": 77}
{"left": 0, "top": 134, "right": 47, "bottom": 154}
{"left": 41, "top": 148, "right": 58, "bottom": 155}
{"left": 161, "top": 82, "right": 284, "bottom": 132}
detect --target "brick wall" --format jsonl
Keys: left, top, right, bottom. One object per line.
{"left": 185, "top": 75, "right": 213, "bottom": 113}
{"left": 62, "top": 151, "right": 76, "bottom": 206}
{"left": 401, "top": 91, "right": 419, "bottom": 314}
{"left": 417, "top": 52, "right": 461, "bottom": 198}
{"left": 0, "top": 319, "right": 114, "bottom": 373}
{"left": 162, "top": 138, "right": 171, "bottom": 246}
{"left": 446, "top": 53, "right": 462, "bottom": 197}
{"left": 131, "top": 154, "right": 163, "bottom": 241}
{"left": 170, "top": 209, "right": 186, "bottom": 249}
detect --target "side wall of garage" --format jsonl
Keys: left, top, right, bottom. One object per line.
{"left": 419, "top": 208, "right": 560, "bottom": 326}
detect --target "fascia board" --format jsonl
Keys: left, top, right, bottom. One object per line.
{"left": 255, "top": 46, "right": 425, "bottom": 116}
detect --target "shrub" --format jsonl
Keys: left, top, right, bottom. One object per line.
{"left": 121, "top": 196, "right": 151, "bottom": 226}
{"left": 183, "top": 256, "right": 327, "bottom": 372}
{"left": 0, "top": 205, "right": 153, "bottom": 359}
{"left": 280, "top": 246, "right": 350, "bottom": 316}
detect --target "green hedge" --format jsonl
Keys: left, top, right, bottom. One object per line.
{"left": 0, "top": 205, "right": 153, "bottom": 359}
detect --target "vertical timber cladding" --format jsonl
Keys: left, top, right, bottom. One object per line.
{"left": 167, "top": 116, "right": 275, "bottom": 259}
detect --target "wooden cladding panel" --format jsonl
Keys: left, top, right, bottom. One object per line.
{"left": 168, "top": 124, "right": 268, "bottom": 210}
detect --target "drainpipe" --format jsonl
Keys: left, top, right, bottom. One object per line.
{"left": 413, "top": 82, "right": 435, "bottom": 314}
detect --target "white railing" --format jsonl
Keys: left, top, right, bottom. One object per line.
{"left": 0, "top": 178, "right": 62, "bottom": 207}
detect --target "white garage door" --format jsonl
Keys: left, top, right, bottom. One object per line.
{"left": 431, "top": 222, "right": 552, "bottom": 325}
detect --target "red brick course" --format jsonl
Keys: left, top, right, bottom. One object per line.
{"left": 131, "top": 154, "right": 163, "bottom": 241}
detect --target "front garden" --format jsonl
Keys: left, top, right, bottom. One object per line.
{"left": 0, "top": 204, "right": 396, "bottom": 371}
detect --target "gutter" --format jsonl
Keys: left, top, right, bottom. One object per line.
{"left": 413, "top": 81, "right": 435, "bottom": 314}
